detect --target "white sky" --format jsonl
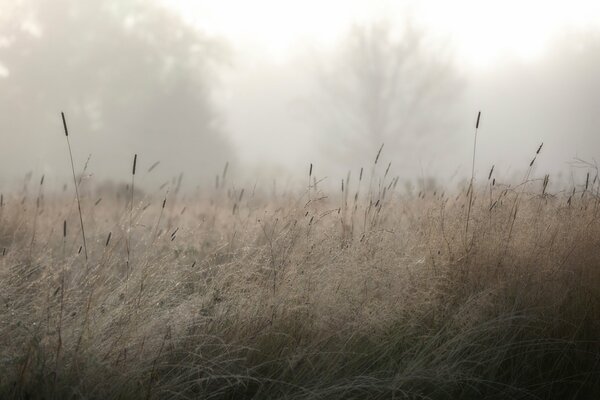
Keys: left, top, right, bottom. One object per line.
{"left": 158, "top": 0, "right": 600, "bottom": 175}
{"left": 163, "top": 0, "right": 600, "bottom": 68}
{"left": 2, "top": 0, "right": 600, "bottom": 186}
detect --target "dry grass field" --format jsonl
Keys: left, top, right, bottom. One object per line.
{"left": 1, "top": 151, "right": 599, "bottom": 399}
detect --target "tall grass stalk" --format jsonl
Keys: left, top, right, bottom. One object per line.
{"left": 61, "top": 112, "right": 88, "bottom": 261}
{"left": 465, "top": 111, "right": 481, "bottom": 239}
{"left": 127, "top": 154, "right": 137, "bottom": 280}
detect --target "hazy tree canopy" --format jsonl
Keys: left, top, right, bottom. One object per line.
{"left": 0, "top": 0, "right": 233, "bottom": 187}
{"left": 310, "top": 23, "right": 464, "bottom": 174}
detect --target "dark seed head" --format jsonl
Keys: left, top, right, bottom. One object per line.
{"left": 61, "top": 112, "right": 68, "bottom": 136}
{"left": 375, "top": 144, "right": 384, "bottom": 164}
{"left": 586, "top": 172, "right": 590, "bottom": 190}
{"left": 132, "top": 154, "right": 137, "bottom": 175}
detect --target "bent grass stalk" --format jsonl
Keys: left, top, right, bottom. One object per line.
{"left": 61, "top": 112, "right": 88, "bottom": 261}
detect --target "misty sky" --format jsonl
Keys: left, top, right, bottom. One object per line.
{"left": 2, "top": 0, "right": 600, "bottom": 190}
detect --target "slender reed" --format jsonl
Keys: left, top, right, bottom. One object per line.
{"left": 61, "top": 112, "right": 88, "bottom": 261}
{"left": 29, "top": 175, "right": 44, "bottom": 256}
{"left": 465, "top": 111, "right": 481, "bottom": 237}
{"left": 308, "top": 163, "right": 313, "bottom": 201}
{"left": 62, "top": 220, "right": 66, "bottom": 258}
{"left": 127, "top": 154, "right": 137, "bottom": 278}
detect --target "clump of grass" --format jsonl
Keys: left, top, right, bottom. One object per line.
{"left": 0, "top": 146, "right": 599, "bottom": 400}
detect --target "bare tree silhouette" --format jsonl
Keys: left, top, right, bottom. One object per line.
{"left": 310, "top": 22, "right": 463, "bottom": 171}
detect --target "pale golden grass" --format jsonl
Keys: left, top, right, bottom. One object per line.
{"left": 0, "top": 172, "right": 599, "bottom": 399}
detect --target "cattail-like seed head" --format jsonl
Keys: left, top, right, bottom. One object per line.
{"left": 488, "top": 165, "right": 494, "bottom": 180}
{"left": 105, "top": 232, "right": 112, "bottom": 247}
{"left": 359, "top": 167, "right": 363, "bottom": 181}
{"left": 476, "top": 111, "right": 481, "bottom": 129}
{"left": 309, "top": 163, "right": 313, "bottom": 177}
{"left": 132, "top": 154, "right": 137, "bottom": 175}
{"left": 61, "top": 112, "right": 69, "bottom": 136}
{"left": 40, "top": 175, "right": 45, "bottom": 185}
{"left": 63, "top": 220, "right": 67, "bottom": 238}
{"left": 536, "top": 142, "right": 543, "bottom": 154}
{"left": 375, "top": 144, "right": 384, "bottom": 164}
{"left": 162, "top": 198, "right": 166, "bottom": 209}
{"left": 585, "top": 172, "right": 589, "bottom": 190}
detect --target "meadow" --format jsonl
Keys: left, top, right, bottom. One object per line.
{"left": 1, "top": 144, "right": 599, "bottom": 399}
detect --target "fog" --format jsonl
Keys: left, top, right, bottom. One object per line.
{"left": 2, "top": 0, "right": 600, "bottom": 191}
